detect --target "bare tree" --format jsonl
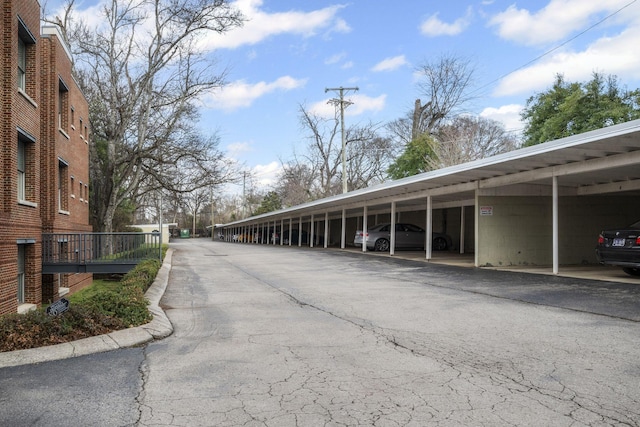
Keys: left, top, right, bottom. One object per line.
{"left": 297, "top": 105, "right": 342, "bottom": 197}
{"left": 412, "top": 54, "right": 476, "bottom": 139}
{"left": 281, "top": 104, "right": 392, "bottom": 200}
{"left": 275, "top": 162, "right": 317, "bottom": 207}
{"left": 345, "top": 132, "right": 394, "bottom": 190}
{"left": 386, "top": 54, "right": 479, "bottom": 178}
{"left": 49, "top": 0, "right": 244, "bottom": 232}
{"left": 430, "top": 115, "right": 519, "bottom": 169}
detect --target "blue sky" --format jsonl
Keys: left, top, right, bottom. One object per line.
{"left": 46, "top": 0, "right": 640, "bottom": 191}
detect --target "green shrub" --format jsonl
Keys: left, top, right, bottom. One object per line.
{"left": 0, "top": 251, "right": 165, "bottom": 352}
{"left": 120, "top": 258, "right": 161, "bottom": 292}
{"left": 0, "top": 306, "right": 125, "bottom": 352}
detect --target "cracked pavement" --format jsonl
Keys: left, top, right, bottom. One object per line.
{"left": 137, "top": 240, "right": 640, "bottom": 426}
{"left": 1, "top": 238, "right": 639, "bottom": 426}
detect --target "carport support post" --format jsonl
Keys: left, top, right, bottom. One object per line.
{"left": 390, "top": 201, "right": 396, "bottom": 255}
{"left": 298, "top": 217, "right": 303, "bottom": 247}
{"left": 362, "top": 205, "right": 368, "bottom": 252}
{"left": 341, "top": 209, "right": 346, "bottom": 249}
{"left": 310, "top": 214, "right": 315, "bottom": 248}
{"left": 273, "top": 220, "right": 277, "bottom": 245}
{"left": 425, "top": 196, "right": 432, "bottom": 260}
{"left": 280, "top": 219, "right": 284, "bottom": 245}
{"left": 324, "top": 212, "right": 329, "bottom": 248}
{"left": 474, "top": 188, "right": 479, "bottom": 267}
{"left": 289, "top": 218, "right": 292, "bottom": 246}
{"left": 553, "top": 176, "right": 559, "bottom": 274}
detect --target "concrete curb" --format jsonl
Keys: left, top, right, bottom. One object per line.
{"left": 0, "top": 248, "right": 174, "bottom": 368}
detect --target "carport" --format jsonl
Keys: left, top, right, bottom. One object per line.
{"left": 219, "top": 119, "right": 640, "bottom": 274}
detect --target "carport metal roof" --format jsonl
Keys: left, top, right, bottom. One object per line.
{"left": 222, "top": 118, "right": 640, "bottom": 226}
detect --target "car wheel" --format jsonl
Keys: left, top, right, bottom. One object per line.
{"left": 374, "top": 238, "right": 390, "bottom": 252}
{"left": 433, "top": 236, "right": 448, "bottom": 251}
{"left": 622, "top": 267, "right": 640, "bottom": 276}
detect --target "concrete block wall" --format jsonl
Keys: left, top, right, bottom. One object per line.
{"left": 477, "top": 195, "right": 640, "bottom": 267}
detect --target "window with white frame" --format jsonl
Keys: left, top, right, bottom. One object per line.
{"left": 17, "top": 139, "right": 26, "bottom": 201}
{"left": 18, "top": 38, "right": 26, "bottom": 91}
{"left": 58, "top": 159, "right": 69, "bottom": 212}
{"left": 17, "top": 128, "right": 35, "bottom": 204}
{"left": 17, "top": 16, "right": 36, "bottom": 96}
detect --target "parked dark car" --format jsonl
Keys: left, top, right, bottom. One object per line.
{"left": 354, "top": 223, "right": 452, "bottom": 252}
{"left": 596, "top": 220, "right": 640, "bottom": 276}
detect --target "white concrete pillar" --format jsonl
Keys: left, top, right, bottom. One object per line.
{"left": 324, "top": 212, "right": 329, "bottom": 248}
{"left": 310, "top": 214, "right": 315, "bottom": 248}
{"left": 390, "top": 201, "right": 396, "bottom": 255}
{"left": 553, "top": 175, "right": 559, "bottom": 274}
{"left": 425, "top": 196, "right": 432, "bottom": 260}
{"left": 341, "top": 209, "right": 346, "bottom": 249}
{"left": 362, "top": 205, "right": 368, "bottom": 252}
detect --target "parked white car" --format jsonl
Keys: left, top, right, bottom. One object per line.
{"left": 354, "top": 223, "right": 452, "bottom": 252}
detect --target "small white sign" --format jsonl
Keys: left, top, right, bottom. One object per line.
{"left": 480, "top": 206, "right": 493, "bottom": 216}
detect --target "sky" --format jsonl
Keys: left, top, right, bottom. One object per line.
{"left": 46, "top": 0, "right": 640, "bottom": 193}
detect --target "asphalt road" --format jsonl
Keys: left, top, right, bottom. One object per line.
{"left": 1, "top": 239, "right": 640, "bottom": 426}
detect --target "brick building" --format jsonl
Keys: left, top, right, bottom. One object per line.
{"left": 1, "top": 0, "right": 91, "bottom": 315}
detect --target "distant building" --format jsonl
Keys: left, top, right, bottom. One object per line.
{"left": 0, "top": 0, "right": 91, "bottom": 315}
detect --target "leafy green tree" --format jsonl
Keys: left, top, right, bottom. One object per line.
{"left": 253, "top": 191, "right": 282, "bottom": 216}
{"left": 521, "top": 73, "right": 640, "bottom": 146}
{"left": 387, "top": 134, "right": 438, "bottom": 180}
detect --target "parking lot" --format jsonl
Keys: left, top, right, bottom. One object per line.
{"left": 2, "top": 238, "right": 640, "bottom": 426}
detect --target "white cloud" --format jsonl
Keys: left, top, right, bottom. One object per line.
{"left": 420, "top": 7, "right": 472, "bottom": 37}
{"left": 206, "top": 76, "right": 307, "bottom": 111}
{"left": 251, "top": 161, "right": 282, "bottom": 188}
{"left": 309, "top": 94, "right": 387, "bottom": 118}
{"left": 492, "top": 23, "right": 640, "bottom": 97}
{"left": 371, "top": 55, "right": 408, "bottom": 72}
{"left": 226, "top": 141, "right": 253, "bottom": 157}
{"left": 480, "top": 104, "right": 524, "bottom": 133}
{"left": 489, "top": 0, "right": 636, "bottom": 46}
{"left": 325, "top": 52, "right": 353, "bottom": 69}
{"left": 202, "top": 0, "right": 349, "bottom": 50}
{"left": 325, "top": 52, "right": 347, "bottom": 65}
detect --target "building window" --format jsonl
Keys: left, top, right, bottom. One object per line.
{"left": 17, "top": 128, "right": 36, "bottom": 204}
{"left": 17, "top": 245, "right": 25, "bottom": 304}
{"left": 18, "top": 38, "right": 26, "bottom": 91}
{"left": 58, "top": 159, "right": 69, "bottom": 212}
{"left": 17, "top": 16, "right": 36, "bottom": 96}
{"left": 58, "top": 78, "right": 69, "bottom": 133}
{"left": 17, "top": 139, "right": 26, "bottom": 201}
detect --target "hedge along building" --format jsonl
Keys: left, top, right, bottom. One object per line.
{"left": 218, "top": 119, "right": 640, "bottom": 274}
{"left": 0, "top": 0, "right": 92, "bottom": 315}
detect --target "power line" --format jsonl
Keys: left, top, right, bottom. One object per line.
{"left": 472, "top": 0, "right": 638, "bottom": 96}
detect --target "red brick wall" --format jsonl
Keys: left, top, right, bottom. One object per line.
{"left": 0, "top": 0, "right": 43, "bottom": 314}
{"left": 0, "top": 0, "right": 92, "bottom": 315}
{"left": 40, "top": 27, "right": 93, "bottom": 299}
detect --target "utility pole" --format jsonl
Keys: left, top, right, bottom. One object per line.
{"left": 325, "top": 86, "right": 358, "bottom": 193}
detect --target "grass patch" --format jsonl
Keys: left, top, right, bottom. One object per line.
{"left": 0, "top": 247, "right": 167, "bottom": 353}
